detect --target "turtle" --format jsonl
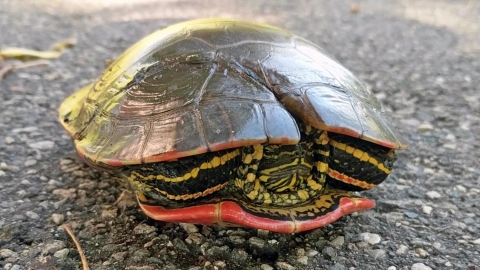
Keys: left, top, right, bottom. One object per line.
{"left": 59, "top": 18, "right": 407, "bottom": 233}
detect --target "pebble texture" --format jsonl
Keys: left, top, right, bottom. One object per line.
{"left": 1, "top": 0, "right": 480, "bottom": 269}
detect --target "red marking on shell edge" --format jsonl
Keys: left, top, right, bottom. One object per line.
{"left": 105, "top": 159, "right": 127, "bottom": 167}
{"left": 138, "top": 197, "right": 376, "bottom": 233}
{"left": 324, "top": 126, "right": 403, "bottom": 150}
{"left": 77, "top": 149, "right": 85, "bottom": 160}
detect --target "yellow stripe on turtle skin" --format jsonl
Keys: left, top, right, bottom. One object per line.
{"left": 315, "top": 130, "right": 330, "bottom": 145}
{"left": 306, "top": 175, "right": 323, "bottom": 191}
{"left": 316, "top": 150, "right": 330, "bottom": 157}
{"left": 133, "top": 178, "right": 228, "bottom": 202}
{"left": 276, "top": 173, "right": 298, "bottom": 192}
{"left": 266, "top": 176, "right": 291, "bottom": 191}
{"left": 153, "top": 182, "right": 228, "bottom": 201}
{"left": 329, "top": 140, "right": 392, "bottom": 175}
{"left": 130, "top": 149, "right": 241, "bottom": 183}
{"left": 327, "top": 168, "right": 376, "bottom": 189}
{"left": 315, "top": 161, "right": 328, "bottom": 173}
{"left": 257, "top": 157, "right": 299, "bottom": 175}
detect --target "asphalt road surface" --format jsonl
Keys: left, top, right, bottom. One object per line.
{"left": 1, "top": 0, "right": 479, "bottom": 269}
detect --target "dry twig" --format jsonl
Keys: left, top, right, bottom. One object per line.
{"left": 62, "top": 224, "right": 90, "bottom": 270}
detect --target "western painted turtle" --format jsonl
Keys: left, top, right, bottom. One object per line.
{"left": 59, "top": 19, "right": 407, "bottom": 233}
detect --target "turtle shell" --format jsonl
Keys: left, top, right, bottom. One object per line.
{"left": 59, "top": 18, "right": 407, "bottom": 167}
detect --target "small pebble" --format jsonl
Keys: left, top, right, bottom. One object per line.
{"left": 445, "top": 261, "right": 452, "bottom": 267}
{"left": 360, "top": 233, "right": 382, "bottom": 245}
{"left": 201, "top": 226, "right": 212, "bottom": 236}
{"left": 0, "top": 162, "right": 7, "bottom": 169}
{"left": 49, "top": 179, "right": 64, "bottom": 187}
{"left": 0, "top": 171, "right": 6, "bottom": 177}
{"left": 8, "top": 165, "right": 20, "bottom": 172}
{"left": 133, "top": 223, "right": 157, "bottom": 235}
{"left": 25, "top": 211, "right": 39, "bottom": 219}
{"left": 426, "top": 191, "right": 441, "bottom": 199}
{"left": 294, "top": 248, "right": 305, "bottom": 257}
{"left": 11, "top": 265, "right": 22, "bottom": 270}
{"left": 297, "top": 255, "right": 308, "bottom": 265}
{"left": 396, "top": 244, "right": 408, "bottom": 254}
{"left": 111, "top": 251, "right": 128, "bottom": 261}
{"left": 51, "top": 214, "right": 65, "bottom": 225}
{"left": 24, "top": 159, "right": 37, "bottom": 166}
{"left": 365, "top": 249, "right": 386, "bottom": 259}
{"left": 28, "top": 140, "right": 55, "bottom": 150}
{"left": 53, "top": 248, "right": 70, "bottom": 260}
{"left": 415, "top": 248, "right": 429, "bottom": 257}
{"left": 4, "top": 136, "right": 15, "bottom": 144}
{"left": 16, "top": 190, "right": 27, "bottom": 197}
{"left": 43, "top": 241, "right": 66, "bottom": 255}
{"left": 411, "top": 263, "right": 432, "bottom": 270}
{"left": 186, "top": 233, "right": 204, "bottom": 245}
{"left": 454, "top": 185, "right": 467, "bottom": 192}
{"left": 356, "top": 241, "right": 369, "bottom": 249}
{"left": 52, "top": 188, "right": 77, "bottom": 199}
{"left": 276, "top": 261, "right": 296, "bottom": 270}
{"left": 257, "top": 229, "right": 270, "bottom": 238}
{"left": 213, "top": 261, "right": 226, "bottom": 268}
{"left": 443, "top": 143, "right": 456, "bottom": 149}
{"left": 267, "top": 239, "right": 278, "bottom": 245}
{"left": 422, "top": 205, "right": 433, "bottom": 215}
{"left": 387, "top": 267, "right": 397, "bottom": 270}
{"left": 423, "top": 168, "right": 435, "bottom": 174}
{"left": 472, "top": 238, "right": 480, "bottom": 245}
{"left": 330, "top": 236, "right": 345, "bottom": 248}
{"left": 0, "top": 249, "right": 18, "bottom": 259}
{"left": 404, "top": 211, "right": 419, "bottom": 219}
{"left": 350, "top": 3, "right": 360, "bottom": 14}
{"left": 60, "top": 158, "right": 73, "bottom": 165}
{"left": 306, "top": 249, "right": 319, "bottom": 257}
{"left": 180, "top": 223, "right": 199, "bottom": 234}
{"left": 20, "top": 179, "right": 31, "bottom": 185}
{"left": 12, "top": 126, "right": 38, "bottom": 133}
{"left": 248, "top": 237, "right": 266, "bottom": 250}
{"left": 322, "top": 246, "right": 336, "bottom": 259}
{"left": 417, "top": 123, "right": 434, "bottom": 132}
{"left": 101, "top": 208, "right": 118, "bottom": 219}
{"left": 229, "top": 235, "right": 246, "bottom": 246}
{"left": 260, "top": 264, "right": 274, "bottom": 270}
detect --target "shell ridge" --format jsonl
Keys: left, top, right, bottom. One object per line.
{"left": 194, "top": 64, "right": 218, "bottom": 151}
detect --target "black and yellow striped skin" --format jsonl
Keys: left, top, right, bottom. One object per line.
{"left": 123, "top": 125, "right": 396, "bottom": 219}
{"left": 327, "top": 133, "right": 396, "bottom": 191}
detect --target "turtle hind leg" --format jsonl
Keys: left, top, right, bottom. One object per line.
{"left": 326, "top": 133, "right": 397, "bottom": 191}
